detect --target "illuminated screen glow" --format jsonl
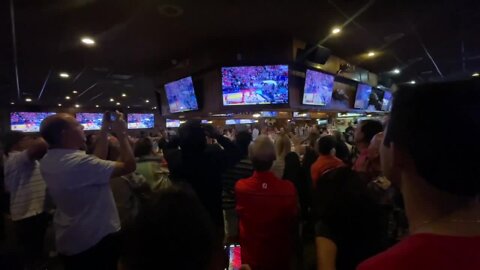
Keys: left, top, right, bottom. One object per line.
{"left": 222, "top": 65, "right": 289, "bottom": 106}
{"left": 354, "top": 83, "right": 373, "bottom": 109}
{"left": 10, "top": 112, "right": 55, "bottom": 132}
{"left": 302, "top": 70, "right": 335, "bottom": 106}
{"left": 127, "top": 113, "right": 155, "bottom": 129}
{"left": 76, "top": 113, "right": 103, "bottom": 131}
{"left": 164, "top": 76, "right": 199, "bottom": 113}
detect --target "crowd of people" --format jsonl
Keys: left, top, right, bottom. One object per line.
{"left": 1, "top": 80, "right": 480, "bottom": 270}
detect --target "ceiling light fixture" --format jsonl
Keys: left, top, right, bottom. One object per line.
{"left": 58, "top": 103, "right": 62, "bottom": 107}
{"left": 116, "top": 102, "right": 120, "bottom": 105}
{"left": 410, "top": 80, "right": 416, "bottom": 84}
{"left": 110, "top": 98, "right": 114, "bottom": 102}
{"left": 10, "top": 102, "right": 14, "bottom": 105}
{"left": 393, "top": 68, "right": 401, "bottom": 74}
{"left": 59, "top": 72, "right": 70, "bottom": 78}
{"left": 331, "top": 27, "right": 341, "bottom": 35}
{"left": 145, "top": 99, "right": 150, "bottom": 103}
{"left": 72, "top": 90, "right": 78, "bottom": 94}
{"left": 122, "top": 93, "right": 127, "bottom": 97}
{"left": 473, "top": 72, "right": 480, "bottom": 77}
{"left": 152, "top": 107, "right": 157, "bottom": 110}
{"left": 95, "top": 105, "right": 99, "bottom": 108}
{"left": 75, "top": 104, "right": 80, "bottom": 108}
{"left": 127, "top": 106, "right": 130, "bottom": 109}
{"left": 25, "top": 98, "right": 32, "bottom": 102}
{"left": 65, "top": 96, "right": 71, "bottom": 100}
{"left": 81, "top": 37, "right": 95, "bottom": 46}
{"left": 367, "top": 51, "right": 376, "bottom": 57}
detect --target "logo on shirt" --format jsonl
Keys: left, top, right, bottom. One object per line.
{"left": 262, "top": 183, "right": 268, "bottom": 189}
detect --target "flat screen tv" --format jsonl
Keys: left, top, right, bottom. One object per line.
{"left": 260, "top": 111, "right": 278, "bottom": 117}
{"left": 302, "top": 69, "right": 335, "bottom": 106}
{"left": 222, "top": 65, "right": 289, "bottom": 106}
{"left": 164, "top": 76, "right": 199, "bottom": 113}
{"left": 166, "top": 119, "right": 181, "bottom": 128}
{"left": 367, "top": 88, "right": 384, "bottom": 111}
{"left": 293, "top": 112, "right": 311, "bottom": 118}
{"left": 225, "top": 119, "right": 257, "bottom": 125}
{"left": 325, "top": 81, "right": 356, "bottom": 110}
{"left": 76, "top": 113, "right": 104, "bottom": 131}
{"left": 354, "top": 83, "right": 373, "bottom": 109}
{"left": 127, "top": 113, "right": 155, "bottom": 129}
{"left": 10, "top": 112, "right": 55, "bottom": 132}
{"left": 382, "top": 91, "right": 393, "bottom": 111}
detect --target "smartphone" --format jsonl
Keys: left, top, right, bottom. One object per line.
{"left": 226, "top": 244, "right": 241, "bottom": 270}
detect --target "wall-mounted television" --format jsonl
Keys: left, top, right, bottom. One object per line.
{"left": 166, "top": 119, "right": 181, "bottom": 128}
{"left": 225, "top": 119, "right": 257, "bottom": 125}
{"left": 260, "top": 111, "right": 278, "bottom": 117}
{"left": 164, "top": 76, "right": 199, "bottom": 113}
{"left": 382, "top": 91, "right": 393, "bottom": 111}
{"left": 222, "top": 65, "right": 289, "bottom": 106}
{"left": 10, "top": 112, "right": 55, "bottom": 132}
{"left": 354, "top": 83, "right": 373, "bottom": 109}
{"left": 325, "top": 81, "right": 356, "bottom": 110}
{"left": 293, "top": 112, "right": 311, "bottom": 118}
{"left": 302, "top": 69, "right": 335, "bottom": 106}
{"left": 76, "top": 113, "right": 104, "bottom": 131}
{"left": 366, "top": 88, "right": 384, "bottom": 111}
{"left": 127, "top": 113, "right": 155, "bottom": 129}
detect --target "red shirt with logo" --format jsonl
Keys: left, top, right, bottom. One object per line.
{"left": 235, "top": 171, "right": 298, "bottom": 270}
{"left": 358, "top": 233, "right": 480, "bottom": 270}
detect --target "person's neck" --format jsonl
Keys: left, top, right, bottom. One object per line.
{"left": 401, "top": 171, "right": 480, "bottom": 236}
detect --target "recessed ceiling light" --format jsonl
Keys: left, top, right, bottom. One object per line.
{"left": 110, "top": 98, "right": 114, "bottom": 102}
{"left": 58, "top": 103, "right": 62, "bottom": 107}
{"left": 72, "top": 90, "right": 78, "bottom": 94}
{"left": 116, "top": 102, "right": 120, "bottom": 105}
{"left": 127, "top": 106, "right": 130, "bottom": 109}
{"left": 410, "top": 80, "right": 416, "bottom": 84}
{"left": 25, "top": 98, "right": 32, "bottom": 102}
{"left": 152, "top": 107, "right": 157, "bottom": 109}
{"left": 331, "top": 27, "right": 341, "bottom": 35}
{"left": 75, "top": 104, "right": 80, "bottom": 108}
{"left": 145, "top": 99, "right": 150, "bottom": 103}
{"left": 367, "top": 51, "right": 376, "bottom": 57}
{"left": 59, "top": 72, "right": 70, "bottom": 78}
{"left": 393, "top": 68, "right": 401, "bottom": 74}
{"left": 473, "top": 72, "right": 480, "bottom": 77}
{"left": 10, "top": 102, "right": 14, "bottom": 105}
{"left": 122, "top": 93, "right": 126, "bottom": 97}
{"left": 81, "top": 37, "right": 95, "bottom": 46}
{"left": 65, "top": 96, "right": 71, "bottom": 100}
{"left": 95, "top": 105, "right": 99, "bottom": 108}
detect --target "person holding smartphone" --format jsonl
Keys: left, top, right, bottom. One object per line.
{"left": 39, "top": 111, "right": 136, "bottom": 270}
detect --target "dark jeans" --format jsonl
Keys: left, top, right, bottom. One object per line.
{"left": 60, "top": 232, "right": 121, "bottom": 270}
{"left": 13, "top": 212, "right": 50, "bottom": 266}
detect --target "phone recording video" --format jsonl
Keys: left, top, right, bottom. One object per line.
{"left": 226, "top": 244, "right": 241, "bottom": 270}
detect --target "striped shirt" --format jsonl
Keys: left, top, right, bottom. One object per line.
{"left": 4, "top": 151, "right": 46, "bottom": 221}
{"left": 222, "top": 158, "right": 254, "bottom": 210}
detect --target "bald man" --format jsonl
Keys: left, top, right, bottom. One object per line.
{"left": 235, "top": 136, "right": 298, "bottom": 270}
{"left": 39, "top": 112, "right": 135, "bottom": 270}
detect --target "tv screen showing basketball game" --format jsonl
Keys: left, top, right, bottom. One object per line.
{"left": 164, "top": 76, "right": 199, "bottom": 113}
{"left": 367, "top": 88, "right": 384, "bottom": 111}
{"left": 302, "top": 69, "right": 335, "bottom": 106}
{"left": 354, "top": 83, "right": 373, "bottom": 109}
{"left": 166, "top": 119, "right": 181, "bottom": 128}
{"left": 127, "top": 113, "right": 155, "bottom": 129}
{"left": 10, "top": 112, "right": 55, "bottom": 132}
{"left": 382, "top": 91, "right": 393, "bottom": 111}
{"left": 222, "top": 65, "right": 289, "bottom": 106}
{"left": 76, "top": 113, "right": 104, "bottom": 131}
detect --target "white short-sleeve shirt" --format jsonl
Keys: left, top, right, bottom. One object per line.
{"left": 40, "top": 149, "right": 120, "bottom": 255}
{"left": 4, "top": 150, "right": 47, "bottom": 221}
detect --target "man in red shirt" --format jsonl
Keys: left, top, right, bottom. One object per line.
{"left": 358, "top": 80, "right": 480, "bottom": 270}
{"left": 310, "top": 135, "right": 344, "bottom": 186}
{"left": 235, "top": 135, "right": 298, "bottom": 270}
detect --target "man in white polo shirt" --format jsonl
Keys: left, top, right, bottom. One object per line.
{"left": 2, "top": 131, "right": 49, "bottom": 268}
{"left": 39, "top": 112, "right": 136, "bottom": 270}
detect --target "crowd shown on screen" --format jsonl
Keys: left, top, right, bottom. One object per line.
{"left": 1, "top": 80, "right": 480, "bottom": 270}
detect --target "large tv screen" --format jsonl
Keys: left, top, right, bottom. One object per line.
{"left": 325, "top": 81, "right": 356, "bottom": 110}
{"left": 164, "top": 76, "right": 199, "bottom": 113}
{"left": 367, "top": 88, "right": 384, "bottom": 111}
{"left": 128, "top": 113, "right": 155, "bottom": 129}
{"left": 76, "top": 113, "right": 104, "bottom": 131}
{"left": 10, "top": 112, "right": 55, "bottom": 132}
{"left": 354, "top": 83, "right": 373, "bottom": 109}
{"left": 166, "top": 119, "right": 181, "bottom": 128}
{"left": 302, "top": 69, "right": 335, "bottom": 106}
{"left": 382, "top": 91, "right": 393, "bottom": 111}
{"left": 222, "top": 65, "right": 289, "bottom": 106}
